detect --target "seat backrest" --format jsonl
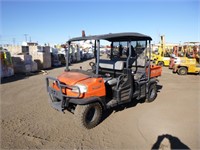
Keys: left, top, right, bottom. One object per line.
{"left": 99, "top": 59, "right": 124, "bottom": 70}
{"left": 132, "top": 55, "right": 146, "bottom": 67}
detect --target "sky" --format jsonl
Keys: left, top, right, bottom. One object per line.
{"left": 0, "top": 0, "right": 199, "bottom": 46}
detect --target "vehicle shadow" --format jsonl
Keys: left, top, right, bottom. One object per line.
{"left": 100, "top": 84, "right": 163, "bottom": 126}
{"left": 157, "top": 84, "right": 163, "bottom": 92}
{"left": 101, "top": 98, "right": 143, "bottom": 122}
{"left": 151, "top": 134, "right": 190, "bottom": 150}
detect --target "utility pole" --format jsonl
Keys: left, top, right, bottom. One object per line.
{"left": 24, "top": 34, "right": 28, "bottom": 42}
{"left": 12, "top": 38, "right": 16, "bottom": 45}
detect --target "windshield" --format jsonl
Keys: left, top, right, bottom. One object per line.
{"left": 66, "top": 38, "right": 150, "bottom": 79}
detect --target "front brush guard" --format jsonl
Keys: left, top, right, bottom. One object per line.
{"left": 46, "top": 76, "right": 81, "bottom": 112}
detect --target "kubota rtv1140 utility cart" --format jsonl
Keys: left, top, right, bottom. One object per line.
{"left": 46, "top": 32, "right": 162, "bottom": 129}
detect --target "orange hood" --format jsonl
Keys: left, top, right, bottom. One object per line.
{"left": 57, "top": 71, "right": 91, "bottom": 85}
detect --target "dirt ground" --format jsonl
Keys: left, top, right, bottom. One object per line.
{"left": 1, "top": 59, "right": 200, "bottom": 150}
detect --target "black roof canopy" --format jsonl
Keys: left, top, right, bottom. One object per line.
{"left": 68, "top": 32, "right": 152, "bottom": 42}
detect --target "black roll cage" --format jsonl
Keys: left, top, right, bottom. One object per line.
{"left": 66, "top": 32, "right": 152, "bottom": 81}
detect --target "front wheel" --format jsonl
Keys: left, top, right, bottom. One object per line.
{"left": 178, "top": 67, "right": 187, "bottom": 75}
{"left": 74, "top": 103, "right": 102, "bottom": 129}
{"left": 146, "top": 83, "right": 157, "bottom": 103}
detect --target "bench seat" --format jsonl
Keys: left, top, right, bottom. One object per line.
{"left": 99, "top": 59, "right": 124, "bottom": 71}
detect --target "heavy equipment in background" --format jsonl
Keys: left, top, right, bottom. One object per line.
{"left": 46, "top": 32, "right": 162, "bottom": 129}
{"left": 154, "top": 35, "right": 174, "bottom": 66}
{"left": 169, "top": 44, "right": 195, "bottom": 69}
{"left": 173, "top": 45, "right": 200, "bottom": 75}
{"left": 169, "top": 45, "right": 179, "bottom": 69}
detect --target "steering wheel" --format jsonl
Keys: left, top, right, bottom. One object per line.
{"left": 89, "top": 62, "right": 95, "bottom": 67}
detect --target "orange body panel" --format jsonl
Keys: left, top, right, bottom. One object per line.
{"left": 77, "top": 77, "right": 105, "bottom": 98}
{"left": 54, "top": 72, "right": 106, "bottom": 98}
{"left": 57, "top": 72, "right": 90, "bottom": 85}
{"left": 149, "top": 65, "right": 162, "bottom": 78}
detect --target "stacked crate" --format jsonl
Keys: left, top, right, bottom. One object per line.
{"left": 6, "top": 45, "right": 23, "bottom": 55}
{"left": 29, "top": 46, "right": 51, "bottom": 70}
{"left": 12, "top": 54, "right": 38, "bottom": 73}
{"left": 0, "top": 50, "right": 14, "bottom": 78}
{"left": 4, "top": 45, "right": 37, "bottom": 74}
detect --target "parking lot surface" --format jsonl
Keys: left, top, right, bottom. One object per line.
{"left": 1, "top": 60, "right": 200, "bottom": 149}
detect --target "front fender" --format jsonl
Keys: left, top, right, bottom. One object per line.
{"left": 69, "top": 97, "right": 106, "bottom": 109}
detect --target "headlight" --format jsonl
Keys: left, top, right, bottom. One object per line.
{"left": 53, "top": 80, "right": 58, "bottom": 86}
{"left": 72, "top": 84, "right": 88, "bottom": 93}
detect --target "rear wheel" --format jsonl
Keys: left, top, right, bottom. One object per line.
{"left": 146, "top": 83, "right": 157, "bottom": 103}
{"left": 74, "top": 103, "right": 102, "bottom": 129}
{"left": 178, "top": 67, "right": 187, "bottom": 75}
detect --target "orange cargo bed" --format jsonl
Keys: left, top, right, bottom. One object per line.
{"left": 149, "top": 65, "right": 162, "bottom": 78}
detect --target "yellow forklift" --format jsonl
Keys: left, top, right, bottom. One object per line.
{"left": 154, "top": 35, "right": 173, "bottom": 66}
{"left": 173, "top": 46, "right": 200, "bottom": 75}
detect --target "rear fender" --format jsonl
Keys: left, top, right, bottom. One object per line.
{"left": 146, "top": 78, "right": 158, "bottom": 93}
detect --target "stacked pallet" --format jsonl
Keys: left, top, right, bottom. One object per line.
{"left": 29, "top": 46, "right": 51, "bottom": 70}
{"left": 0, "top": 50, "right": 14, "bottom": 78}
{"left": 5, "top": 45, "right": 22, "bottom": 55}
{"left": 12, "top": 54, "right": 38, "bottom": 73}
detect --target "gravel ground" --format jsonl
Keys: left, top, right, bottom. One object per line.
{"left": 1, "top": 59, "right": 200, "bottom": 150}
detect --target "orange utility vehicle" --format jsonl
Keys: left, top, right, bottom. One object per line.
{"left": 46, "top": 33, "right": 162, "bottom": 129}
